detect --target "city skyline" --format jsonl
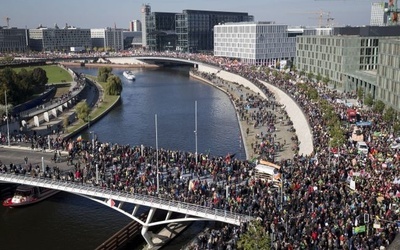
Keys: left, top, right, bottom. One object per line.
{"left": 3, "top": 0, "right": 383, "bottom": 29}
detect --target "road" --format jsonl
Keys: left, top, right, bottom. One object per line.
{"left": 0, "top": 144, "right": 73, "bottom": 173}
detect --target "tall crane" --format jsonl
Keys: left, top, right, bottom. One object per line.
{"left": 314, "top": 0, "right": 399, "bottom": 25}
{"left": 291, "top": 10, "right": 331, "bottom": 27}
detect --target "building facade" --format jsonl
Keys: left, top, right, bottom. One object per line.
{"left": 145, "top": 12, "right": 177, "bottom": 51}
{"left": 296, "top": 35, "right": 384, "bottom": 90}
{"left": 0, "top": 27, "right": 28, "bottom": 53}
{"left": 214, "top": 22, "right": 298, "bottom": 65}
{"left": 376, "top": 39, "right": 400, "bottom": 110}
{"left": 296, "top": 26, "right": 400, "bottom": 111}
{"left": 29, "top": 25, "right": 91, "bottom": 52}
{"left": 91, "top": 28, "right": 124, "bottom": 51}
{"left": 370, "top": 2, "right": 388, "bottom": 26}
{"left": 141, "top": 4, "right": 151, "bottom": 49}
{"left": 123, "top": 31, "right": 142, "bottom": 50}
{"left": 176, "top": 10, "right": 253, "bottom": 53}
{"left": 129, "top": 20, "right": 142, "bottom": 32}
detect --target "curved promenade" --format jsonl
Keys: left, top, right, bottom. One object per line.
{"left": 258, "top": 79, "right": 313, "bottom": 156}
{"left": 196, "top": 63, "right": 314, "bottom": 158}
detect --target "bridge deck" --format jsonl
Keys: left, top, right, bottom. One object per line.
{"left": 0, "top": 172, "right": 252, "bottom": 226}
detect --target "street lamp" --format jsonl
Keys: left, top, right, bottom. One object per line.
{"left": 90, "top": 131, "right": 98, "bottom": 184}
{"left": 194, "top": 101, "right": 198, "bottom": 165}
{"left": 4, "top": 91, "right": 10, "bottom": 146}
{"left": 155, "top": 114, "right": 159, "bottom": 194}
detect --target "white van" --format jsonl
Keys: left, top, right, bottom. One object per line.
{"left": 356, "top": 141, "right": 369, "bottom": 154}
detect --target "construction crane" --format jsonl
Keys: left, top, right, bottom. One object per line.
{"left": 5, "top": 17, "right": 10, "bottom": 28}
{"left": 291, "top": 10, "right": 331, "bottom": 27}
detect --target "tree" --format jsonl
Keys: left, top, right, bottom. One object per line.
{"left": 393, "top": 121, "right": 400, "bottom": 136}
{"left": 307, "top": 72, "right": 314, "bottom": 82}
{"left": 329, "top": 122, "right": 346, "bottom": 149}
{"left": 75, "top": 101, "right": 90, "bottom": 122}
{"left": 105, "top": 75, "right": 123, "bottom": 95}
{"left": 98, "top": 67, "right": 113, "bottom": 82}
{"left": 373, "top": 100, "right": 385, "bottom": 113}
{"left": 237, "top": 220, "right": 270, "bottom": 250}
{"left": 357, "top": 88, "right": 364, "bottom": 101}
{"left": 265, "top": 67, "right": 271, "bottom": 76}
{"left": 316, "top": 72, "right": 322, "bottom": 83}
{"left": 383, "top": 106, "right": 396, "bottom": 124}
{"left": 283, "top": 72, "right": 291, "bottom": 81}
{"left": 299, "top": 70, "right": 305, "bottom": 78}
{"left": 364, "top": 93, "right": 374, "bottom": 107}
{"left": 31, "top": 67, "right": 48, "bottom": 91}
{"left": 290, "top": 64, "right": 297, "bottom": 73}
{"left": 322, "top": 75, "right": 330, "bottom": 87}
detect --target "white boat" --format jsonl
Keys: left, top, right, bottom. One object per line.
{"left": 2, "top": 185, "right": 59, "bottom": 207}
{"left": 123, "top": 71, "right": 136, "bottom": 80}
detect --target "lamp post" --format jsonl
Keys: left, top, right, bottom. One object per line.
{"left": 4, "top": 91, "right": 10, "bottom": 146}
{"left": 155, "top": 114, "right": 159, "bottom": 194}
{"left": 194, "top": 101, "right": 198, "bottom": 165}
{"left": 90, "top": 131, "right": 98, "bottom": 184}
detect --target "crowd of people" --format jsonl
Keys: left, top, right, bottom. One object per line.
{"left": 1, "top": 51, "right": 400, "bottom": 250}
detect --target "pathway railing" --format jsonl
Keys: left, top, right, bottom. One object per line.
{"left": 0, "top": 172, "right": 253, "bottom": 226}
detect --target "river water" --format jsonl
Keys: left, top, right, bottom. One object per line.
{"left": 0, "top": 66, "right": 245, "bottom": 250}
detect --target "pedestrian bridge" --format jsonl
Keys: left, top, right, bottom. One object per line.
{"left": 0, "top": 173, "right": 252, "bottom": 248}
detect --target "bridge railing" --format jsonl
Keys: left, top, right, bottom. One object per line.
{"left": 0, "top": 172, "right": 253, "bottom": 224}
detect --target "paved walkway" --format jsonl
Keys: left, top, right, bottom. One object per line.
{"left": 258, "top": 79, "right": 314, "bottom": 156}
{"left": 191, "top": 73, "right": 298, "bottom": 162}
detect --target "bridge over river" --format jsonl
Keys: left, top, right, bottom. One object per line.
{"left": 0, "top": 171, "right": 252, "bottom": 248}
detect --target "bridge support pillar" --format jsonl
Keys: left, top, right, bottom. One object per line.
{"left": 132, "top": 205, "right": 140, "bottom": 216}
{"left": 141, "top": 207, "right": 157, "bottom": 249}
{"left": 165, "top": 210, "right": 172, "bottom": 220}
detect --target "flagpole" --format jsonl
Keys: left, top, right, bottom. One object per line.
{"left": 5, "top": 91, "right": 10, "bottom": 146}
{"left": 195, "top": 100, "right": 198, "bottom": 165}
{"left": 155, "top": 114, "right": 159, "bottom": 194}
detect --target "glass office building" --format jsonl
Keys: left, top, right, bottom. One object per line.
{"left": 176, "top": 10, "right": 253, "bottom": 53}
{"left": 0, "top": 27, "right": 28, "bottom": 53}
{"left": 145, "top": 12, "right": 177, "bottom": 51}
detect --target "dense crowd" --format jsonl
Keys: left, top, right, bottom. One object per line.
{"left": 1, "top": 51, "right": 399, "bottom": 250}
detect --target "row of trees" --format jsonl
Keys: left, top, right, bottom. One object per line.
{"left": 97, "top": 67, "right": 123, "bottom": 95}
{"left": 75, "top": 67, "right": 123, "bottom": 123}
{"left": 0, "top": 67, "right": 48, "bottom": 105}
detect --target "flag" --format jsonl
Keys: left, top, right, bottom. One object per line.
{"left": 107, "top": 199, "right": 115, "bottom": 207}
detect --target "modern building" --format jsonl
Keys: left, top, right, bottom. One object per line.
{"left": 29, "top": 24, "right": 91, "bottom": 52}
{"left": 370, "top": 2, "right": 388, "bottom": 26}
{"left": 296, "top": 26, "right": 400, "bottom": 111}
{"left": 141, "top": 4, "right": 151, "bottom": 49}
{"left": 145, "top": 11, "right": 177, "bottom": 51}
{"left": 374, "top": 39, "right": 400, "bottom": 110}
{"left": 123, "top": 31, "right": 142, "bottom": 50}
{"left": 91, "top": 27, "right": 124, "bottom": 51}
{"left": 141, "top": 5, "right": 253, "bottom": 52}
{"left": 176, "top": 10, "right": 253, "bottom": 53}
{"left": 129, "top": 20, "right": 142, "bottom": 32}
{"left": 0, "top": 27, "right": 28, "bottom": 53}
{"left": 214, "top": 22, "right": 299, "bottom": 65}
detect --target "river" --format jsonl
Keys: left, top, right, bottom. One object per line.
{"left": 0, "top": 66, "right": 245, "bottom": 250}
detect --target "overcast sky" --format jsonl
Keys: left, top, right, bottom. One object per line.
{"left": 2, "top": 0, "right": 380, "bottom": 29}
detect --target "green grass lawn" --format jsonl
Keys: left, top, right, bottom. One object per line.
{"left": 12, "top": 65, "right": 73, "bottom": 83}
{"left": 12, "top": 64, "right": 73, "bottom": 97}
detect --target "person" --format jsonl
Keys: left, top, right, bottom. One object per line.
{"left": 24, "top": 156, "right": 28, "bottom": 164}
